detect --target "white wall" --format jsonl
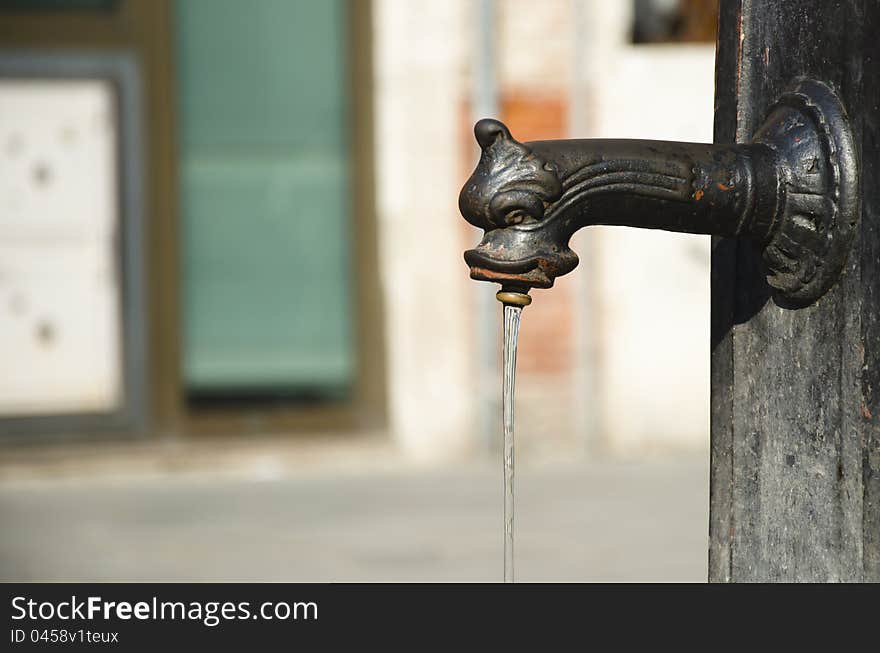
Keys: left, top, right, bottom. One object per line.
{"left": 372, "top": 0, "right": 475, "bottom": 459}
{"left": 592, "top": 45, "right": 716, "bottom": 452}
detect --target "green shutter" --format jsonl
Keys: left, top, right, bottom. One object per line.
{"left": 174, "top": 0, "right": 353, "bottom": 397}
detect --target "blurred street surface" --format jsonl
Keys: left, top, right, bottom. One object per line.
{"left": 0, "top": 439, "right": 708, "bottom": 582}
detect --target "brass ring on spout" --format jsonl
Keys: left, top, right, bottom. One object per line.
{"left": 496, "top": 290, "right": 532, "bottom": 307}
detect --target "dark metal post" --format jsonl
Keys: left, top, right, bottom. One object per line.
{"left": 710, "top": 0, "right": 880, "bottom": 582}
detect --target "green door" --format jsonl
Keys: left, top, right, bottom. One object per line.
{"left": 175, "top": 0, "right": 353, "bottom": 399}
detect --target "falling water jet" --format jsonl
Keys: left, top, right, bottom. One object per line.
{"left": 497, "top": 286, "right": 530, "bottom": 583}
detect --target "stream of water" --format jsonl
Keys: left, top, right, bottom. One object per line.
{"left": 501, "top": 303, "right": 522, "bottom": 583}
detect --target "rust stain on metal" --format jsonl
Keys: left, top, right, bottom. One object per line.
{"left": 471, "top": 268, "right": 530, "bottom": 283}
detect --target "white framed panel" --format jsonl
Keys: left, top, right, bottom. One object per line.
{"left": 0, "top": 79, "right": 122, "bottom": 415}
{"left": 0, "top": 52, "right": 147, "bottom": 439}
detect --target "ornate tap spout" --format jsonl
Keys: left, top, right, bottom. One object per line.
{"left": 459, "top": 79, "right": 857, "bottom": 307}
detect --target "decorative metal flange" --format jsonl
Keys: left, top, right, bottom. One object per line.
{"left": 751, "top": 79, "right": 859, "bottom": 306}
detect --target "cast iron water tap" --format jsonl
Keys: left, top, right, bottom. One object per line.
{"left": 459, "top": 79, "right": 858, "bottom": 308}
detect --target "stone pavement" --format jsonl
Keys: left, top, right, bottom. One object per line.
{"left": 0, "top": 448, "right": 709, "bottom": 582}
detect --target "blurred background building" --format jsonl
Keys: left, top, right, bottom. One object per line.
{"left": 0, "top": 0, "right": 718, "bottom": 581}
